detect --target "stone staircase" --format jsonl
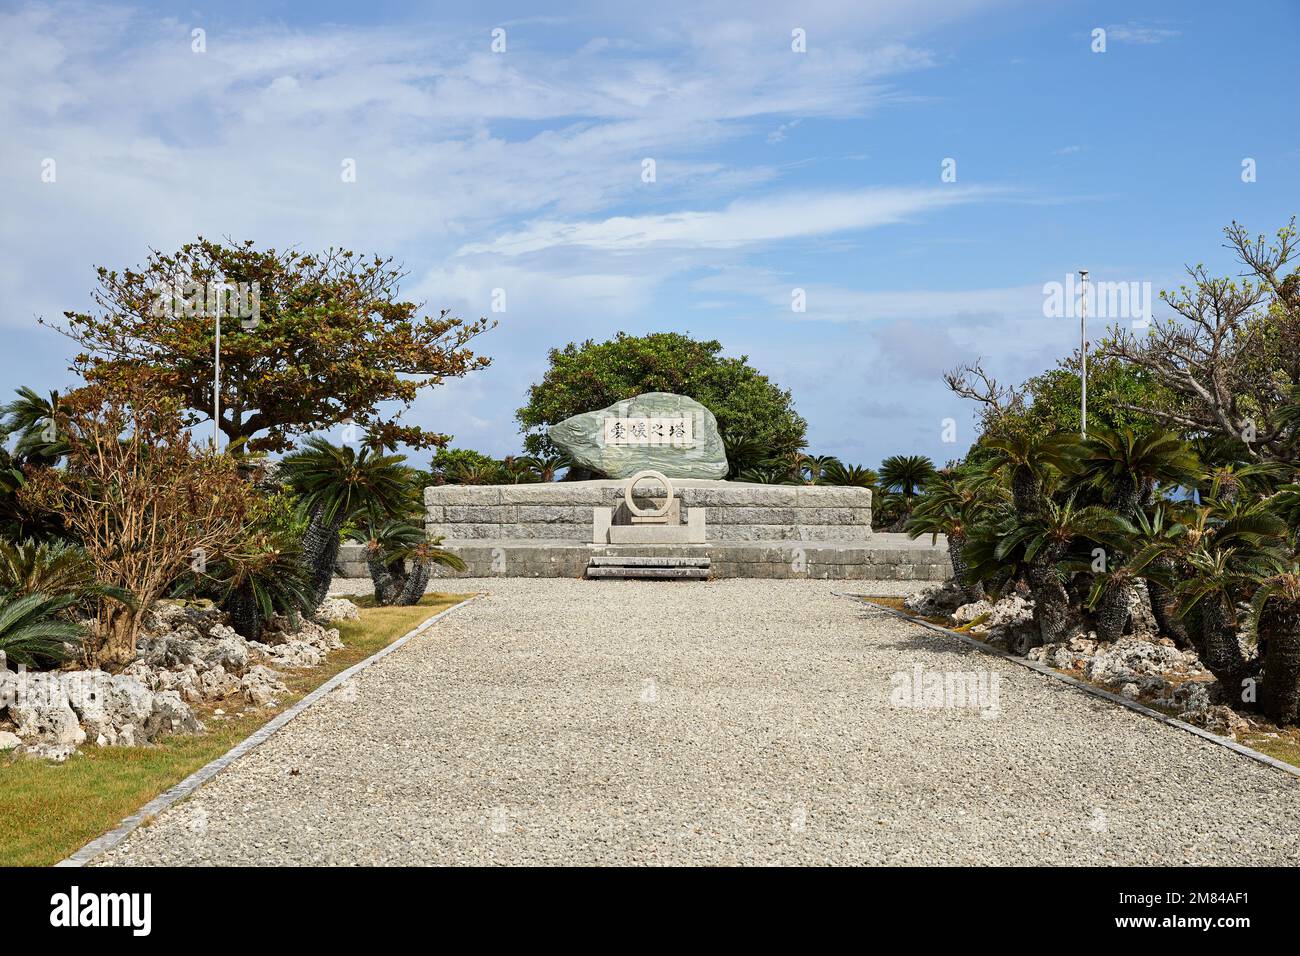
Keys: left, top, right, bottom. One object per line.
{"left": 585, "top": 555, "right": 711, "bottom": 580}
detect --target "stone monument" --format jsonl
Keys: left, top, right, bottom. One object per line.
{"left": 547, "top": 391, "right": 728, "bottom": 480}
{"left": 351, "top": 389, "right": 953, "bottom": 581}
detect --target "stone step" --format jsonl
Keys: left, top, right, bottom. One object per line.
{"left": 589, "top": 556, "right": 711, "bottom": 568}
{"left": 586, "top": 566, "right": 710, "bottom": 580}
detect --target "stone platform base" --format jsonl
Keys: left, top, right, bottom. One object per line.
{"left": 424, "top": 478, "right": 873, "bottom": 543}
{"left": 336, "top": 535, "right": 950, "bottom": 582}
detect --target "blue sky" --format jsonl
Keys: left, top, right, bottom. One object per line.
{"left": 3, "top": 0, "right": 1297, "bottom": 467}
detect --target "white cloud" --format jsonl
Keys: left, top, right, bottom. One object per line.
{"left": 458, "top": 187, "right": 997, "bottom": 255}
{"left": 0, "top": 2, "right": 984, "bottom": 327}
{"left": 1106, "top": 22, "right": 1181, "bottom": 45}
{"left": 692, "top": 268, "right": 1042, "bottom": 323}
{"left": 0, "top": 0, "right": 1023, "bottom": 466}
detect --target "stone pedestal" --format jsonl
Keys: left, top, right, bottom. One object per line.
{"left": 425, "top": 479, "right": 872, "bottom": 542}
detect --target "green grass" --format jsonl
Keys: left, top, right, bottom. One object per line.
{"left": 0, "top": 592, "right": 470, "bottom": 867}
{"left": 1240, "top": 731, "right": 1300, "bottom": 769}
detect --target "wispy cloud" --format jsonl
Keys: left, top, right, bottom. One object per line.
{"left": 458, "top": 187, "right": 999, "bottom": 255}
{"left": 1106, "top": 22, "right": 1181, "bottom": 45}
{"left": 0, "top": 0, "right": 1109, "bottom": 468}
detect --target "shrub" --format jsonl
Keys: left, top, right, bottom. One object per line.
{"left": 20, "top": 384, "right": 255, "bottom": 667}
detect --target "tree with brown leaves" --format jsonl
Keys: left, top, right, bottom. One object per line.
{"left": 21, "top": 384, "right": 256, "bottom": 667}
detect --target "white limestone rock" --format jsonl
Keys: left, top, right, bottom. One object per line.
{"left": 968, "top": 595, "right": 1035, "bottom": 640}
{"left": 12, "top": 679, "right": 86, "bottom": 751}
{"left": 315, "top": 597, "right": 361, "bottom": 625}
{"left": 952, "top": 601, "right": 993, "bottom": 625}
{"left": 904, "top": 580, "right": 968, "bottom": 616}
{"left": 1126, "top": 580, "right": 1159, "bottom": 637}
{"left": 202, "top": 628, "right": 250, "bottom": 671}
{"left": 241, "top": 665, "right": 288, "bottom": 707}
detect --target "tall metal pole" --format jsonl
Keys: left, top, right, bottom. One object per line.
{"left": 213, "top": 311, "right": 221, "bottom": 450}
{"left": 1079, "top": 269, "right": 1089, "bottom": 438}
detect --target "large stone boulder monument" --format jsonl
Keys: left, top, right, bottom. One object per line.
{"left": 546, "top": 392, "right": 728, "bottom": 480}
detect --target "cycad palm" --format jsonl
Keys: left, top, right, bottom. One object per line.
{"left": 979, "top": 433, "right": 1074, "bottom": 515}
{"left": 0, "top": 592, "right": 84, "bottom": 668}
{"left": 177, "top": 531, "right": 314, "bottom": 641}
{"left": 1072, "top": 426, "right": 1199, "bottom": 518}
{"left": 0, "top": 387, "right": 67, "bottom": 463}
{"left": 362, "top": 518, "right": 427, "bottom": 605}
{"left": 998, "top": 496, "right": 1128, "bottom": 647}
{"left": 395, "top": 538, "right": 467, "bottom": 605}
{"left": 799, "top": 455, "right": 841, "bottom": 485}
{"left": 1140, "top": 498, "right": 1289, "bottom": 688}
{"left": 1190, "top": 433, "right": 1290, "bottom": 503}
{"left": 1118, "top": 505, "right": 1193, "bottom": 648}
{"left": 1177, "top": 543, "right": 1284, "bottom": 689}
{"left": 0, "top": 538, "right": 132, "bottom": 609}
{"left": 821, "top": 461, "right": 877, "bottom": 488}
{"left": 520, "top": 453, "right": 570, "bottom": 483}
{"left": 879, "top": 454, "right": 935, "bottom": 528}
{"left": 281, "top": 438, "right": 416, "bottom": 608}
{"left": 879, "top": 454, "right": 934, "bottom": 498}
{"left": 905, "top": 469, "right": 1005, "bottom": 601}
{"left": 722, "top": 436, "right": 770, "bottom": 479}
{"left": 1249, "top": 567, "right": 1300, "bottom": 724}
{"left": 1268, "top": 483, "right": 1300, "bottom": 543}
{"left": 448, "top": 458, "right": 504, "bottom": 485}
{"left": 1200, "top": 461, "right": 1290, "bottom": 505}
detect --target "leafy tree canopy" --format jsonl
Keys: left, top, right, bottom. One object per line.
{"left": 951, "top": 352, "right": 1170, "bottom": 454}
{"left": 516, "top": 332, "right": 808, "bottom": 464}
{"left": 47, "top": 238, "right": 494, "bottom": 454}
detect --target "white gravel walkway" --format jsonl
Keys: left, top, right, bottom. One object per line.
{"left": 93, "top": 578, "right": 1300, "bottom": 866}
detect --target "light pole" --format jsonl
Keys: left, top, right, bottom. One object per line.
{"left": 213, "top": 310, "right": 221, "bottom": 450}
{"left": 1079, "top": 269, "right": 1089, "bottom": 438}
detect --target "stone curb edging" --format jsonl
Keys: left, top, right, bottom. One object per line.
{"left": 57, "top": 593, "right": 487, "bottom": 867}
{"left": 843, "top": 594, "right": 1300, "bottom": 782}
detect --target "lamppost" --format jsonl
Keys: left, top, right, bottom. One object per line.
{"left": 213, "top": 310, "right": 221, "bottom": 451}
{"left": 1079, "top": 269, "right": 1089, "bottom": 438}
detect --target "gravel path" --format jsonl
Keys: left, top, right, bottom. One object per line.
{"left": 94, "top": 578, "right": 1300, "bottom": 866}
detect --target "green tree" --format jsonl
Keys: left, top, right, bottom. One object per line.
{"left": 49, "top": 238, "right": 494, "bottom": 454}
{"left": 947, "top": 353, "right": 1168, "bottom": 448}
{"left": 429, "top": 447, "right": 504, "bottom": 485}
{"left": 516, "top": 332, "right": 807, "bottom": 471}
